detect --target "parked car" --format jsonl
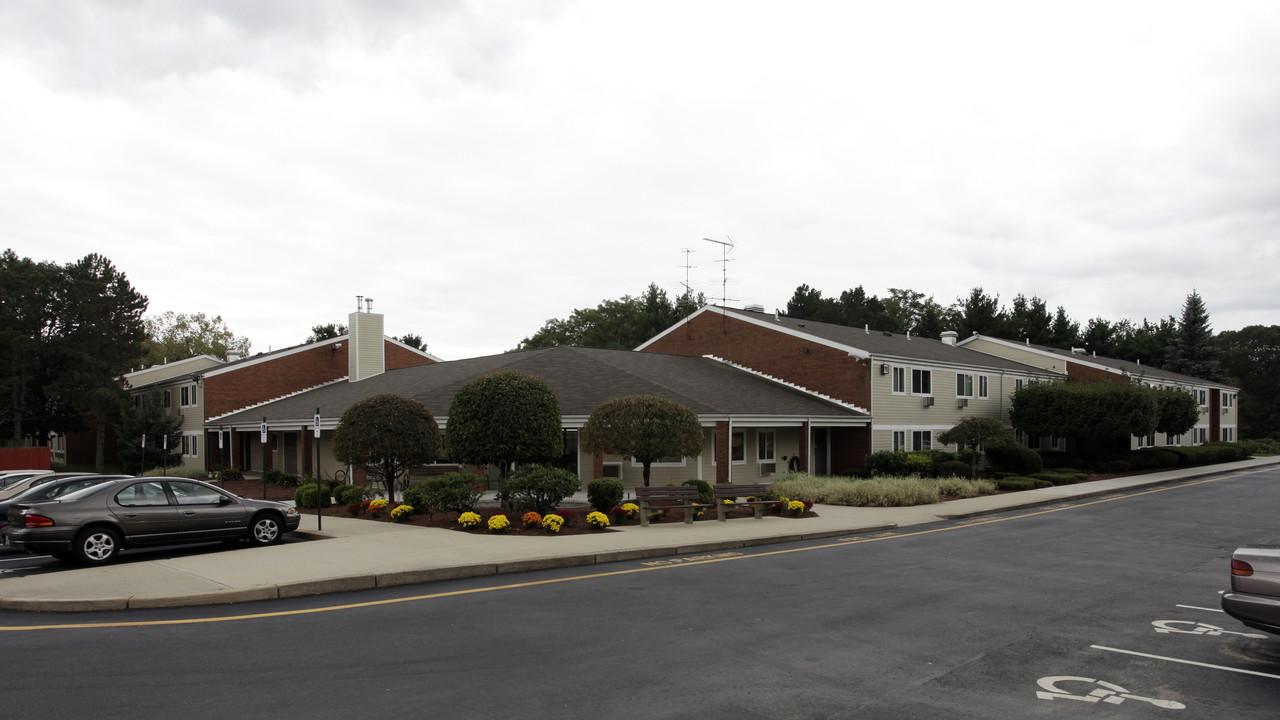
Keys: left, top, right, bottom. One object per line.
{"left": 0, "top": 475, "right": 129, "bottom": 531}
{"left": 1221, "top": 547, "right": 1280, "bottom": 635}
{"left": 3, "top": 477, "right": 302, "bottom": 564}
{"left": 0, "top": 470, "right": 51, "bottom": 490}
{"left": 0, "top": 472, "right": 95, "bottom": 502}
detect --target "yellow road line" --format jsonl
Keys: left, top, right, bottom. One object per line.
{"left": 0, "top": 470, "right": 1263, "bottom": 633}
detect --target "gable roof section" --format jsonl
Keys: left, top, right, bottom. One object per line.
{"left": 958, "top": 334, "right": 1238, "bottom": 390}
{"left": 211, "top": 346, "right": 871, "bottom": 428}
{"left": 122, "top": 355, "right": 223, "bottom": 389}
{"left": 643, "top": 306, "right": 1053, "bottom": 375}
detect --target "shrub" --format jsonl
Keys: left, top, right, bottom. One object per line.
{"left": 264, "top": 468, "right": 300, "bottom": 487}
{"left": 937, "top": 460, "right": 970, "bottom": 478}
{"left": 522, "top": 511, "right": 542, "bottom": 529}
{"left": 390, "top": 504, "right": 413, "bottom": 522}
{"left": 217, "top": 467, "right": 244, "bottom": 483}
{"left": 1244, "top": 437, "right": 1280, "bottom": 455}
{"left": 332, "top": 483, "right": 370, "bottom": 505}
{"left": 367, "top": 498, "right": 389, "bottom": 517}
{"left": 932, "top": 477, "right": 997, "bottom": 497}
{"left": 488, "top": 514, "right": 510, "bottom": 533}
{"left": 985, "top": 445, "right": 1043, "bottom": 475}
{"left": 787, "top": 500, "right": 806, "bottom": 517}
{"left": 682, "top": 478, "right": 714, "bottom": 504}
{"left": 501, "top": 467, "right": 581, "bottom": 515}
{"left": 865, "top": 451, "right": 910, "bottom": 477}
{"left": 293, "top": 483, "right": 332, "bottom": 508}
{"left": 587, "top": 511, "right": 610, "bottom": 530}
{"left": 1097, "top": 458, "right": 1132, "bottom": 474}
{"left": 542, "top": 513, "right": 565, "bottom": 533}
{"left": 994, "top": 476, "right": 1053, "bottom": 490}
{"left": 458, "top": 511, "right": 481, "bottom": 528}
{"left": 404, "top": 472, "right": 482, "bottom": 515}
{"left": 621, "top": 502, "right": 639, "bottom": 518}
{"left": 587, "top": 477, "right": 624, "bottom": 514}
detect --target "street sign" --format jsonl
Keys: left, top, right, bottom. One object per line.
{"left": 314, "top": 408, "right": 321, "bottom": 439}
{"left": 260, "top": 419, "right": 267, "bottom": 444}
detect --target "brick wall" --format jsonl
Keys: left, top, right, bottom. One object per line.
{"left": 205, "top": 345, "right": 349, "bottom": 419}
{"left": 644, "top": 312, "right": 871, "bottom": 407}
{"left": 386, "top": 342, "right": 437, "bottom": 371}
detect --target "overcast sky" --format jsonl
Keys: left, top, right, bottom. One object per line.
{"left": 3, "top": 1, "right": 1277, "bottom": 361}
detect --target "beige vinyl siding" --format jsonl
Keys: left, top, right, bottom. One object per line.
{"left": 585, "top": 427, "right": 799, "bottom": 490}
{"left": 961, "top": 337, "right": 1070, "bottom": 375}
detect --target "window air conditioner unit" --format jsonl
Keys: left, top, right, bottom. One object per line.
{"left": 922, "top": 397, "right": 935, "bottom": 408}
{"left": 957, "top": 399, "right": 969, "bottom": 408}
{"left": 880, "top": 363, "right": 890, "bottom": 375}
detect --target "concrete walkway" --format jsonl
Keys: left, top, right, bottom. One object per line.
{"left": 2, "top": 457, "right": 1276, "bottom": 613}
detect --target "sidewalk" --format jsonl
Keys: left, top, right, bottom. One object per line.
{"left": 2, "top": 458, "right": 1276, "bottom": 613}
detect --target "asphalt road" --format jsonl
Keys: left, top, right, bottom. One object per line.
{"left": 2, "top": 467, "right": 1278, "bottom": 719}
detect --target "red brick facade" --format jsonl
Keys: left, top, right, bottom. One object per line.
{"left": 205, "top": 340, "right": 435, "bottom": 420}
{"left": 644, "top": 311, "right": 871, "bottom": 407}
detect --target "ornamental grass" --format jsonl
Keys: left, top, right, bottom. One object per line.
{"left": 770, "top": 472, "right": 996, "bottom": 508}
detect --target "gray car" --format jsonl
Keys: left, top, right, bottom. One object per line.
{"left": 3, "top": 476, "right": 302, "bottom": 564}
{"left": 1221, "top": 547, "right": 1280, "bottom": 635}
{"left": 0, "top": 475, "right": 130, "bottom": 531}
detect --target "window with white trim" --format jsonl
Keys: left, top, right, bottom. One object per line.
{"left": 1223, "top": 393, "right": 1235, "bottom": 408}
{"left": 180, "top": 383, "right": 198, "bottom": 408}
{"left": 1196, "top": 389, "right": 1207, "bottom": 406}
{"left": 891, "top": 367, "right": 906, "bottom": 394}
{"left": 1223, "top": 427, "right": 1235, "bottom": 442}
{"left": 163, "top": 390, "right": 172, "bottom": 409}
{"left": 757, "top": 431, "right": 775, "bottom": 462}
{"left": 911, "top": 369, "right": 932, "bottom": 396}
{"left": 713, "top": 431, "right": 746, "bottom": 464}
{"left": 978, "top": 375, "right": 988, "bottom": 398}
{"left": 912, "top": 430, "right": 932, "bottom": 451}
{"left": 956, "top": 373, "right": 974, "bottom": 398}
{"left": 892, "top": 431, "right": 906, "bottom": 452}
{"left": 182, "top": 432, "right": 199, "bottom": 457}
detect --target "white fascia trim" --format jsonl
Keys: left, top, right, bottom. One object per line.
{"left": 703, "top": 354, "right": 872, "bottom": 415}
{"left": 205, "top": 376, "right": 350, "bottom": 423}
{"left": 957, "top": 335, "right": 1126, "bottom": 376}
{"left": 202, "top": 336, "right": 352, "bottom": 379}
{"left": 698, "top": 415, "right": 869, "bottom": 427}
{"left": 635, "top": 306, "right": 872, "bottom": 360}
{"left": 386, "top": 336, "right": 444, "bottom": 363}
{"left": 123, "top": 355, "right": 223, "bottom": 380}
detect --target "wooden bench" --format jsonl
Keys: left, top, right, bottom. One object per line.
{"left": 713, "top": 483, "right": 775, "bottom": 521}
{"left": 635, "top": 486, "right": 710, "bottom": 526}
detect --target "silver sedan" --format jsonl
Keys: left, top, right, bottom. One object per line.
{"left": 1222, "top": 547, "right": 1280, "bottom": 635}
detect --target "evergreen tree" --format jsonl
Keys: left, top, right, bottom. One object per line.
{"left": 1166, "top": 290, "right": 1223, "bottom": 381}
{"left": 116, "top": 393, "right": 183, "bottom": 474}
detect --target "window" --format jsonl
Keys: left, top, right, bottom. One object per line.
{"left": 1137, "top": 434, "right": 1146, "bottom": 448}
{"left": 892, "top": 431, "right": 906, "bottom": 452}
{"left": 956, "top": 373, "right": 974, "bottom": 398}
{"left": 1197, "top": 389, "right": 1208, "bottom": 406}
{"left": 1026, "top": 433, "right": 1040, "bottom": 449}
{"left": 714, "top": 431, "right": 746, "bottom": 464}
{"left": 182, "top": 433, "right": 199, "bottom": 457}
{"left": 1050, "top": 436, "right": 1060, "bottom": 450}
{"left": 162, "top": 390, "right": 172, "bottom": 409}
{"left": 757, "top": 431, "right": 775, "bottom": 462}
{"left": 1146, "top": 432, "right": 1156, "bottom": 447}
{"left": 911, "top": 369, "right": 932, "bottom": 395}
{"left": 1223, "top": 393, "right": 1235, "bottom": 408}
{"left": 1223, "top": 427, "right": 1235, "bottom": 442}
{"left": 170, "top": 481, "right": 225, "bottom": 505}
{"left": 1015, "top": 378, "right": 1025, "bottom": 393}
{"left": 115, "top": 481, "right": 170, "bottom": 508}
{"left": 180, "top": 383, "right": 198, "bottom": 408}
{"left": 978, "top": 376, "right": 988, "bottom": 398}
{"left": 912, "top": 430, "right": 932, "bottom": 451}
{"left": 1166, "top": 433, "right": 1180, "bottom": 446}
{"left": 891, "top": 367, "right": 906, "bottom": 394}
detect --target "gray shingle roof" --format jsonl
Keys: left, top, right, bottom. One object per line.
{"left": 714, "top": 306, "right": 1054, "bottom": 374}
{"left": 211, "top": 346, "right": 870, "bottom": 427}
{"left": 977, "top": 336, "right": 1238, "bottom": 390}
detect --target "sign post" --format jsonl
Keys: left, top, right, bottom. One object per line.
{"left": 261, "top": 417, "right": 268, "bottom": 500}
{"left": 140, "top": 433, "right": 146, "bottom": 477}
{"left": 314, "top": 407, "right": 322, "bottom": 531}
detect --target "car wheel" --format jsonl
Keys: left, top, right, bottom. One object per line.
{"left": 248, "top": 514, "right": 283, "bottom": 546}
{"left": 75, "top": 527, "right": 121, "bottom": 564}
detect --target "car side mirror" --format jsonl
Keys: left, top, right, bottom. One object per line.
{"left": 219, "top": 495, "right": 234, "bottom": 506}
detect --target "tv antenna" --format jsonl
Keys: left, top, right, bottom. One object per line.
{"left": 679, "top": 248, "right": 698, "bottom": 336}
{"left": 704, "top": 236, "right": 737, "bottom": 332}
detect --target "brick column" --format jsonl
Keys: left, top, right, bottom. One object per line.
{"left": 715, "top": 421, "right": 730, "bottom": 484}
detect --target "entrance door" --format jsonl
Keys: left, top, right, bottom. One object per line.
{"left": 814, "top": 429, "right": 829, "bottom": 476}
{"left": 283, "top": 432, "right": 299, "bottom": 474}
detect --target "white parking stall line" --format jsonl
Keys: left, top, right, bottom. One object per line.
{"left": 1176, "top": 604, "right": 1224, "bottom": 613}
{"left": 1092, "top": 645, "right": 1280, "bottom": 680}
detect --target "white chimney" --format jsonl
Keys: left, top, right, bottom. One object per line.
{"left": 348, "top": 300, "right": 385, "bottom": 382}
{"left": 226, "top": 351, "right": 241, "bottom": 362}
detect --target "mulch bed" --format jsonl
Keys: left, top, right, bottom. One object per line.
{"left": 213, "top": 477, "right": 819, "bottom": 535}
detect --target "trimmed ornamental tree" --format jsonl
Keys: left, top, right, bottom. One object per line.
{"left": 1153, "top": 386, "right": 1200, "bottom": 438}
{"left": 1009, "top": 379, "right": 1159, "bottom": 450}
{"left": 444, "top": 370, "right": 563, "bottom": 473}
{"left": 937, "top": 416, "right": 1016, "bottom": 479}
{"left": 580, "top": 395, "right": 704, "bottom": 487}
{"left": 332, "top": 393, "right": 441, "bottom": 502}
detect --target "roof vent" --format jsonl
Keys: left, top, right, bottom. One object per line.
{"left": 226, "top": 351, "right": 241, "bottom": 362}
{"left": 744, "top": 304, "right": 765, "bottom": 313}
{"left": 1071, "top": 347, "right": 1087, "bottom": 354}
{"left": 941, "top": 330, "right": 958, "bottom": 346}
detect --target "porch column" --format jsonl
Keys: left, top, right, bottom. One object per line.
{"left": 715, "top": 421, "right": 729, "bottom": 484}
{"left": 303, "top": 428, "right": 314, "bottom": 477}
{"left": 798, "top": 421, "right": 810, "bottom": 473}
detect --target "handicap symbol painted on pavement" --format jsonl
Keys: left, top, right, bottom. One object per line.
{"left": 1036, "top": 676, "right": 1185, "bottom": 710}
{"left": 1152, "top": 620, "right": 1268, "bottom": 639}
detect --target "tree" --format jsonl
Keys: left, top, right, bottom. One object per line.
{"left": 1166, "top": 290, "right": 1223, "bottom": 381}
{"left": 579, "top": 395, "right": 704, "bottom": 486}
{"left": 116, "top": 393, "right": 183, "bottom": 474}
{"left": 1218, "top": 325, "right": 1280, "bottom": 440}
{"left": 444, "top": 371, "right": 563, "bottom": 472}
{"left": 0, "top": 250, "right": 60, "bottom": 444}
{"left": 518, "top": 284, "right": 703, "bottom": 351}
{"left": 1152, "top": 386, "right": 1200, "bottom": 437}
{"left": 937, "top": 417, "right": 1016, "bottom": 478}
{"left": 307, "top": 323, "right": 346, "bottom": 343}
{"left": 397, "top": 334, "right": 425, "bottom": 350}
{"left": 954, "top": 287, "right": 1006, "bottom": 340}
{"left": 140, "top": 311, "right": 251, "bottom": 367}
{"left": 1010, "top": 380, "right": 1158, "bottom": 450}
{"left": 1047, "top": 306, "right": 1081, "bottom": 349}
{"left": 332, "top": 393, "right": 441, "bottom": 501}
{"left": 1002, "top": 294, "right": 1053, "bottom": 345}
